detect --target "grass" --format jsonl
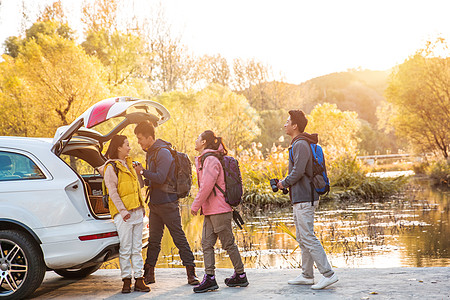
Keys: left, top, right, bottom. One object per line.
{"left": 239, "top": 148, "right": 409, "bottom": 209}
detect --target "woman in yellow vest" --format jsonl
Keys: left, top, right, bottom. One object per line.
{"left": 103, "top": 135, "right": 150, "bottom": 293}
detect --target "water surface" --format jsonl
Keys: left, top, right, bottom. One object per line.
{"left": 103, "top": 179, "right": 449, "bottom": 269}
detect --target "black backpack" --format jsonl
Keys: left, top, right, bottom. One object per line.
{"left": 150, "top": 146, "right": 193, "bottom": 199}
{"left": 101, "top": 161, "right": 119, "bottom": 209}
{"left": 200, "top": 153, "right": 243, "bottom": 207}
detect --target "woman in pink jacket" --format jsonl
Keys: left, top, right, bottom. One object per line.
{"left": 190, "top": 130, "right": 248, "bottom": 293}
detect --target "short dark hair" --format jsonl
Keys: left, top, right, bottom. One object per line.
{"left": 105, "top": 135, "right": 127, "bottom": 159}
{"left": 134, "top": 121, "right": 155, "bottom": 139}
{"left": 289, "top": 110, "right": 308, "bottom": 133}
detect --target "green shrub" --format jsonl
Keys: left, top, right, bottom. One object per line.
{"left": 237, "top": 144, "right": 409, "bottom": 209}
{"left": 425, "top": 159, "right": 450, "bottom": 185}
{"left": 328, "top": 154, "right": 367, "bottom": 188}
{"left": 332, "top": 176, "right": 408, "bottom": 201}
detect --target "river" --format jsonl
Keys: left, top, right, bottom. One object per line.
{"left": 102, "top": 178, "right": 449, "bottom": 269}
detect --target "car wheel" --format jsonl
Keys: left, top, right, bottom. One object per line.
{"left": 53, "top": 263, "right": 102, "bottom": 279}
{"left": 0, "top": 230, "right": 46, "bottom": 300}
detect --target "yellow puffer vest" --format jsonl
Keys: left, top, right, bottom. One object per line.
{"left": 106, "top": 157, "right": 145, "bottom": 219}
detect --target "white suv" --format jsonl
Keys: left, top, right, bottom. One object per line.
{"left": 0, "top": 97, "right": 170, "bottom": 299}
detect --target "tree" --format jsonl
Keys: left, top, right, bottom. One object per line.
{"left": 82, "top": 30, "right": 146, "bottom": 86}
{"left": 156, "top": 84, "right": 260, "bottom": 156}
{"left": 256, "top": 109, "right": 290, "bottom": 152}
{"left": 232, "top": 58, "right": 269, "bottom": 92}
{"left": 131, "top": 6, "right": 195, "bottom": 95}
{"left": 307, "top": 103, "right": 361, "bottom": 157}
{"left": 385, "top": 38, "right": 450, "bottom": 158}
{"left": 4, "top": 20, "right": 74, "bottom": 58}
{"left": 156, "top": 90, "right": 203, "bottom": 156}
{"left": 38, "top": 0, "right": 67, "bottom": 24}
{"left": 0, "top": 55, "right": 33, "bottom": 136}
{"left": 196, "top": 84, "right": 261, "bottom": 151}
{"left": 195, "top": 54, "right": 231, "bottom": 87}
{"left": 0, "top": 21, "right": 109, "bottom": 137}
{"left": 81, "top": 0, "right": 119, "bottom": 34}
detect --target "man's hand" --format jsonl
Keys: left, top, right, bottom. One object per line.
{"left": 190, "top": 209, "right": 197, "bottom": 216}
{"left": 134, "top": 163, "right": 144, "bottom": 174}
{"left": 277, "top": 180, "right": 284, "bottom": 190}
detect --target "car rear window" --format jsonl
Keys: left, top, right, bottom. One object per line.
{"left": 0, "top": 151, "right": 46, "bottom": 181}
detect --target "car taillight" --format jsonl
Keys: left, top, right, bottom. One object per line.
{"left": 79, "top": 231, "right": 118, "bottom": 241}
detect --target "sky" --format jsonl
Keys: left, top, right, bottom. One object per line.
{"left": 1, "top": 0, "right": 449, "bottom": 84}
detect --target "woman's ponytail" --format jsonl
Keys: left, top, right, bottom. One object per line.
{"left": 201, "top": 131, "right": 228, "bottom": 154}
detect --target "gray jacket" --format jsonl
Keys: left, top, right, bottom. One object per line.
{"left": 281, "top": 134, "right": 319, "bottom": 204}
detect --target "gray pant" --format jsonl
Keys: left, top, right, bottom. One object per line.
{"left": 202, "top": 212, "right": 244, "bottom": 275}
{"left": 293, "top": 201, "right": 334, "bottom": 278}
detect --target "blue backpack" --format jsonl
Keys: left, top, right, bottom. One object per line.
{"left": 289, "top": 140, "right": 330, "bottom": 203}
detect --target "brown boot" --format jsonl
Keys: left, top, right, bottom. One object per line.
{"left": 143, "top": 263, "right": 155, "bottom": 284}
{"left": 186, "top": 265, "right": 199, "bottom": 285}
{"left": 121, "top": 278, "right": 132, "bottom": 293}
{"left": 134, "top": 277, "right": 151, "bottom": 292}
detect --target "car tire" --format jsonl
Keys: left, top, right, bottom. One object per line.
{"left": 0, "top": 230, "right": 46, "bottom": 300}
{"left": 53, "top": 263, "right": 102, "bottom": 279}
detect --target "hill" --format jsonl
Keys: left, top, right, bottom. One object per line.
{"left": 241, "top": 69, "right": 391, "bottom": 125}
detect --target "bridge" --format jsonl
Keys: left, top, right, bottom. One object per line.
{"left": 356, "top": 153, "right": 423, "bottom": 165}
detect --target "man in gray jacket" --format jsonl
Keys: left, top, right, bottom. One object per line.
{"left": 277, "top": 110, "right": 338, "bottom": 290}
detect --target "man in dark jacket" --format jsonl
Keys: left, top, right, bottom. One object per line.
{"left": 277, "top": 110, "right": 338, "bottom": 290}
{"left": 134, "top": 121, "right": 199, "bottom": 285}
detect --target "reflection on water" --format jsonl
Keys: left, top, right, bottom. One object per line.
{"left": 103, "top": 179, "right": 449, "bottom": 269}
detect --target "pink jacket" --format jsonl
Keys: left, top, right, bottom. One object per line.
{"left": 191, "top": 146, "right": 232, "bottom": 216}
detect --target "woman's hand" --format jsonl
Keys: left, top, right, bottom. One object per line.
{"left": 190, "top": 209, "right": 197, "bottom": 216}
{"left": 123, "top": 213, "right": 131, "bottom": 222}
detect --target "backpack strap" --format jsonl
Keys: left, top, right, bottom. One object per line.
{"left": 199, "top": 152, "right": 221, "bottom": 170}
{"left": 147, "top": 146, "right": 176, "bottom": 191}
{"left": 103, "top": 161, "right": 119, "bottom": 178}
{"left": 102, "top": 161, "right": 119, "bottom": 207}
{"left": 306, "top": 144, "right": 317, "bottom": 206}
{"left": 199, "top": 152, "right": 222, "bottom": 196}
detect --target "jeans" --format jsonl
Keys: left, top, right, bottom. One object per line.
{"left": 145, "top": 200, "right": 195, "bottom": 267}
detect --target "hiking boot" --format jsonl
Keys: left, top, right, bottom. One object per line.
{"left": 288, "top": 274, "right": 314, "bottom": 285}
{"left": 186, "top": 265, "right": 200, "bottom": 285}
{"left": 311, "top": 273, "right": 338, "bottom": 290}
{"left": 224, "top": 272, "right": 249, "bottom": 287}
{"left": 121, "top": 278, "right": 131, "bottom": 293}
{"left": 134, "top": 277, "right": 150, "bottom": 292}
{"left": 143, "top": 263, "right": 155, "bottom": 284}
{"left": 193, "top": 274, "right": 219, "bottom": 293}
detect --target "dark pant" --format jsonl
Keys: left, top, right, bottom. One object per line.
{"left": 146, "top": 200, "right": 195, "bottom": 267}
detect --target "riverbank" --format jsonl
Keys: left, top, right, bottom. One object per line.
{"left": 32, "top": 267, "right": 450, "bottom": 299}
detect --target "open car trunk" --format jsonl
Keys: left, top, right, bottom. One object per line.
{"left": 61, "top": 136, "right": 109, "bottom": 217}
{"left": 54, "top": 97, "right": 170, "bottom": 217}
